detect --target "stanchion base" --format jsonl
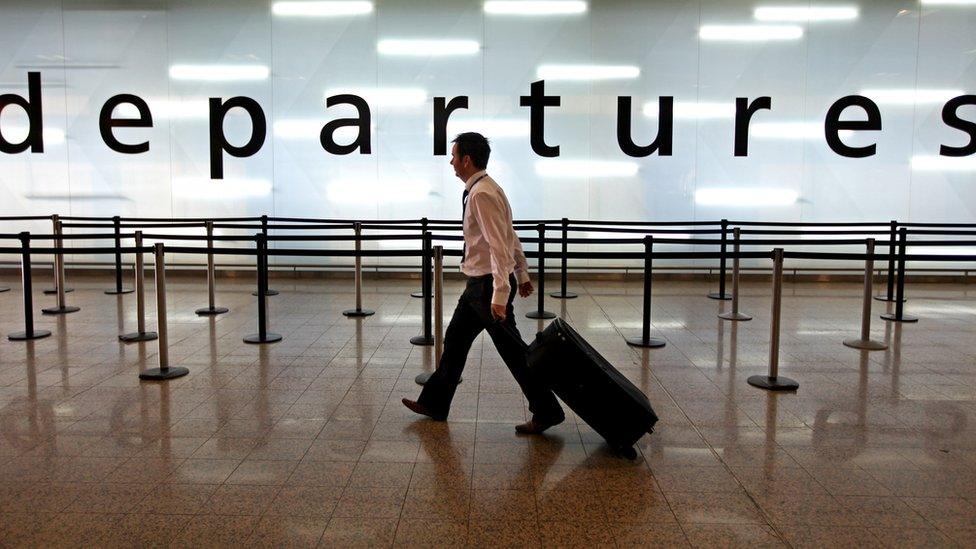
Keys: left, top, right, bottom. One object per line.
{"left": 550, "top": 291, "right": 578, "bottom": 299}
{"left": 880, "top": 313, "right": 919, "bottom": 323}
{"left": 718, "top": 312, "right": 752, "bottom": 321}
{"left": 251, "top": 290, "right": 280, "bottom": 296}
{"left": 747, "top": 375, "right": 799, "bottom": 391}
{"left": 415, "top": 372, "right": 463, "bottom": 385}
{"left": 526, "top": 310, "right": 557, "bottom": 320}
{"left": 42, "top": 305, "right": 80, "bottom": 315}
{"left": 8, "top": 330, "right": 52, "bottom": 341}
{"left": 343, "top": 309, "right": 375, "bottom": 318}
{"left": 625, "top": 336, "right": 666, "bottom": 348}
{"left": 410, "top": 335, "right": 434, "bottom": 346}
{"left": 195, "top": 306, "right": 229, "bottom": 316}
{"left": 843, "top": 338, "right": 888, "bottom": 351}
{"left": 0, "top": 287, "right": 10, "bottom": 293}
{"left": 244, "top": 332, "right": 283, "bottom": 344}
{"left": 43, "top": 288, "right": 73, "bottom": 295}
{"left": 105, "top": 288, "right": 134, "bottom": 295}
{"left": 139, "top": 366, "right": 189, "bottom": 381}
{"left": 707, "top": 292, "right": 732, "bottom": 301}
{"left": 120, "top": 331, "right": 158, "bottom": 343}
{"left": 410, "top": 292, "right": 428, "bottom": 298}
{"left": 873, "top": 295, "right": 906, "bottom": 303}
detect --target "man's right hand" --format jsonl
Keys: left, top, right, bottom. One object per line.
{"left": 518, "top": 281, "right": 534, "bottom": 298}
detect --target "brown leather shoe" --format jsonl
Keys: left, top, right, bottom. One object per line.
{"left": 402, "top": 398, "right": 447, "bottom": 421}
{"left": 515, "top": 416, "right": 564, "bottom": 435}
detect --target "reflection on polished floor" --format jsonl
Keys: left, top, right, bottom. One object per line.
{"left": 1, "top": 273, "right": 975, "bottom": 547}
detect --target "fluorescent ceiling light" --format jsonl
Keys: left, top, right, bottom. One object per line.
{"left": 327, "top": 180, "right": 431, "bottom": 203}
{"left": 484, "top": 1, "right": 587, "bottom": 15}
{"left": 536, "top": 64, "right": 640, "bottom": 81}
{"left": 749, "top": 121, "right": 856, "bottom": 139}
{"left": 920, "top": 0, "right": 976, "bottom": 5}
{"left": 859, "top": 88, "right": 964, "bottom": 105}
{"left": 324, "top": 87, "right": 427, "bottom": 107}
{"left": 754, "top": 6, "right": 859, "bottom": 22}
{"left": 169, "top": 64, "right": 269, "bottom": 81}
{"left": 427, "top": 118, "right": 530, "bottom": 138}
{"left": 911, "top": 155, "right": 976, "bottom": 172}
{"left": 3, "top": 126, "right": 65, "bottom": 145}
{"left": 172, "top": 178, "right": 272, "bottom": 200}
{"left": 695, "top": 187, "right": 799, "bottom": 207}
{"left": 534, "top": 159, "right": 639, "bottom": 178}
{"left": 643, "top": 101, "right": 735, "bottom": 120}
{"left": 274, "top": 119, "right": 371, "bottom": 141}
{"left": 699, "top": 24, "right": 803, "bottom": 41}
{"left": 116, "top": 99, "right": 211, "bottom": 119}
{"left": 272, "top": 1, "right": 373, "bottom": 16}
{"left": 376, "top": 39, "right": 479, "bottom": 56}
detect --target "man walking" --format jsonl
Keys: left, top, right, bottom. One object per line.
{"left": 402, "top": 132, "right": 564, "bottom": 434}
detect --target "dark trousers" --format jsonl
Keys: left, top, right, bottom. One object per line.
{"left": 418, "top": 274, "right": 564, "bottom": 421}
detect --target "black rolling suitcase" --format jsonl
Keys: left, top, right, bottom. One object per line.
{"left": 527, "top": 318, "right": 658, "bottom": 458}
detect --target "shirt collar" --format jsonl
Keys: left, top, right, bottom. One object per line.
{"left": 464, "top": 170, "right": 488, "bottom": 191}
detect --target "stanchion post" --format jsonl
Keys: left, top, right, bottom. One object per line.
{"left": 845, "top": 239, "right": 887, "bottom": 350}
{"left": 120, "top": 232, "right": 158, "bottom": 342}
{"left": 105, "top": 215, "right": 133, "bottom": 295}
{"left": 550, "top": 217, "right": 577, "bottom": 299}
{"left": 875, "top": 220, "right": 901, "bottom": 302}
{"left": 42, "top": 219, "right": 80, "bottom": 315}
{"left": 718, "top": 227, "right": 751, "bottom": 321}
{"left": 139, "top": 243, "right": 189, "bottom": 380}
{"left": 9, "top": 232, "right": 52, "bottom": 341}
{"left": 43, "top": 214, "right": 72, "bottom": 295}
{"left": 881, "top": 227, "right": 918, "bottom": 323}
{"left": 196, "top": 221, "right": 229, "bottom": 316}
{"left": 252, "top": 214, "right": 279, "bottom": 297}
{"left": 626, "top": 236, "right": 665, "bottom": 348}
{"left": 412, "top": 217, "right": 429, "bottom": 299}
{"left": 244, "top": 233, "right": 282, "bottom": 344}
{"left": 708, "top": 219, "right": 732, "bottom": 300}
{"left": 526, "top": 223, "right": 556, "bottom": 320}
{"left": 433, "top": 245, "right": 444, "bottom": 365}
{"left": 747, "top": 248, "right": 798, "bottom": 391}
{"left": 344, "top": 222, "right": 375, "bottom": 318}
{"left": 411, "top": 231, "right": 434, "bottom": 345}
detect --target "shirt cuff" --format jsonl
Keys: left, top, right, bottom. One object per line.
{"left": 515, "top": 269, "right": 530, "bottom": 285}
{"left": 491, "top": 287, "right": 509, "bottom": 307}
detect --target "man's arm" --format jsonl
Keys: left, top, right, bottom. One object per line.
{"left": 468, "top": 192, "right": 517, "bottom": 307}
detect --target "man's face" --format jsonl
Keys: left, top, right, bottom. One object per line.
{"left": 450, "top": 143, "right": 467, "bottom": 181}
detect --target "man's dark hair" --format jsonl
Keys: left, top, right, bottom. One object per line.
{"left": 452, "top": 132, "right": 491, "bottom": 169}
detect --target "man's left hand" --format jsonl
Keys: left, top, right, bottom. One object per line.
{"left": 491, "top": 303, "right": 507, "bottom": 322}
{"left": 518, "top": 281, "right": 534, "bottom": 298}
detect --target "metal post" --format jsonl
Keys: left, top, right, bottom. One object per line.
{"left": 881, "top": 227, "right": 918, "bottom": 323}
{"left": 196, "top": 221, "right": 228, "bottom": 315}
{"left": 9, "top": 232, "right": 52, "bottom": 341}
{"left": 412, "top": 217, "right": 429, "bottom": 298}
{"left": 627, "top": 236, "right": 665, "bottom": 348}
{"left": 105, "top": 215, "right": 132, "bottom": 295}
{"left": 252, "top": 214, "right": 279, "bottom": 297}
{"left": 139, "top": 243, "right": 189, "bottom": 380}
{"left": 344, "top": 222, "right": 375, "bottom": 318}
{"left": 244, "top": 233, "right": 282, "bottom": 344}
{"left": 550, "top": 217, "right": 577, "bottom": 299}
{"left": 875, "top": 220, "right": 901, "bottom": 302}
{"left": 747, "top": 248, "right": 798, "bottom": 391}
{"left": 708, "top": 219, "right": 731, "bottom": 300}
{"left": 411, "top": 231, "right": 434, "bottom": 345}
{"left": 44, "top": 214, "right": 72, "bottom": 295}
{"left": 120, "top": 232, "right": 158, "bottom": 342}
{"left": 42, "top": 219, "right": 80, "bottom": 315}
{"left": 416, "top": 244, "right": 458, "bottom": 385}
{"left": 527, "top": 223, "right": 556, "bottom": 319}
{"left": 718, "top": 227, "right": 751, "bottom": 321}
{"left": 844, "top": 239, "right": 887, "bottom": 350}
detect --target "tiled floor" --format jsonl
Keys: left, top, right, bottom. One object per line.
{"left": 1, "top": 271, "right": 975, "bottom": 547}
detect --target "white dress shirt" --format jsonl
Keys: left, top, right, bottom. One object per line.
{"left": 460, "top": 170, "right": 531, "bottom": 305}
